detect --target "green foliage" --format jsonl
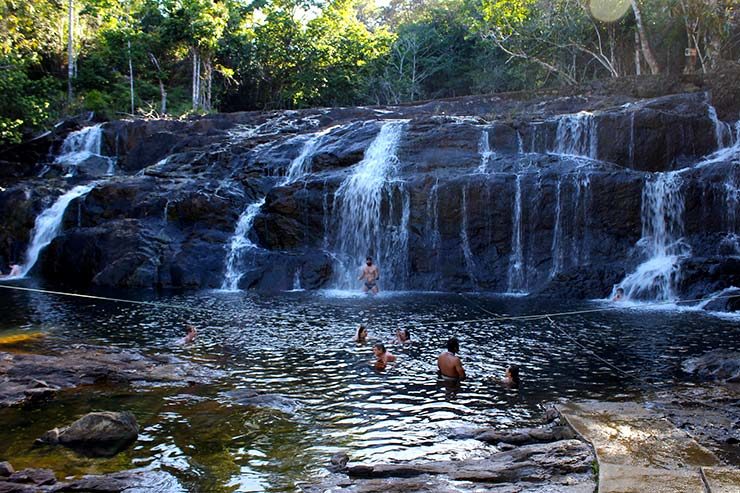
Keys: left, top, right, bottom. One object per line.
{"left": 0, "top": 0, "right": 738, "bottom": 144}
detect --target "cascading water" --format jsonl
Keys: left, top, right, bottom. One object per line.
{"left": 554, "top": 112, "right": 598, "bottom": 159}
{"left": 549, "top": 178, "right": 564, "bottom": 279}
{"left": 707, "top": 105, "right": 732, "bottom": 149}
{"left": 9, "top": 184, "right": 96, "bottom": 279}
{"left": 331, "top": 121, "right": 409, "bottom": 290}
{"left": 477, "top": 130, "right": 494, "bottom": 173}
{"left": 54, "top": 124, "right": 115, "bottom": 176}
{"left": 507, "top": 174, "right": 526, "bottom": 293}
{"left": 460, "top": 186, "right": 479, "bottom": 287}
{"left": 221, "top": 198, "right": 266, "bottom": 291}
{"left": 220, "top": 132, "right": 324, "bottom": 290}
{"left": 616, "top": 172, "right": 690, "bottom": 301}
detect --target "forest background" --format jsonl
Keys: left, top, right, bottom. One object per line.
{"left": 1, "top": 0, "right": 738, "bottom": 145}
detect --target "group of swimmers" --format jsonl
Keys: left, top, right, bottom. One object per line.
{"left": 355, "top": 324, "right": 520, "bottom": 387}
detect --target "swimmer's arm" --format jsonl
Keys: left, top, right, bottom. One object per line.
{"left": 358, "top": 269, "right": 366, "bottom": 281}
{"left": 455, "top": 359, "right": 466, "bottom": 380}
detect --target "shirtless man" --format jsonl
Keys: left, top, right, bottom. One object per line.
{"left": 359, "top": 257, "right": 380, "bottom": 294}
{"left": 182, "top": 325, "right": 197, "bottom": 344}
{"left": 612, "top": 287, "right": 625, "bottom": 302}
{"left": 372, "top": 343, "right": 396, "bottom": 370}
{"left": 1, "top": 264, "right": 22, "bottom": 278}
{"left": 437, "top": 337, "right": 465, "bottom": 380}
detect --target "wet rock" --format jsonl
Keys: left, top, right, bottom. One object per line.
{"left": 0, "top": 464, "right": 182, "bottom": 493}
{"left": 683, "top": 350, "right": 740, "bottom": 383}
{"left": 0, "top": 462, "right": 14, "bottom": 477}
{"left": 38, "top": 411, "right": 139, "bottom": 457}
{"left": 0, "top": 345, "right": 223, "bottom": 407}
{"left": 329, "top": 452, "right": 350, "bottom": 472}
{"left": 474, "top": 425, "right": 576, "bottom": 445}
{"left": 220, "top": 389, "right": 300, "bottom": 414}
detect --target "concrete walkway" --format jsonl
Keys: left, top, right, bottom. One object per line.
{"left": 557, "top": 401, "right": 740, "bottom": 493}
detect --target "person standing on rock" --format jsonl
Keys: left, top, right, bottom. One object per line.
{"left": 438, "top": 337, "right": 466, "bottom": 381}
{"left": 359, "top": 257, "right": 380, "bottom": 294}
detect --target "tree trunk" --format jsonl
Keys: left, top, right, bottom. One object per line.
{"left": 203, "top": 58, "right": 212, "bottom": 111}
{"left": 631, "top": 0, "right": 660, "bottom": 74}
{"left": 149, "top": 53, "right": 167, "bottom": 114}
{"left": 67, "top": 0, "right": 74, "bottom": 102}
{"left": 634, "top": 30, "right": 641, "bottom": 75}
{"left": 192, "top": 49, "right": 200, "bottom": 111}
{"left": 128, "top": 40, "right": 135, "bottom": 115}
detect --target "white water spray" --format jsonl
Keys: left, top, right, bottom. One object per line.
{"left": 617, "top": 172, "right": 690, "bottom": 301}
{"left": 221, "top": 198, "right": 266, "bottom": 291}
{"left": 10, "top": 184, "right": 96, "bottom": 279}
{"left": 55, "top": 125, "right": 115, "bottom": 176}
{"left": 477, "top": 130, "right": 494, "bottom": 173}
{"left": 554, "top": 112, "right": 598, "bottom": 159}
{"left": 332, "top": 121, "right": 409, "bottom": 290}
{"left": 508, "top": 174, "right": 525, "bottom": 293}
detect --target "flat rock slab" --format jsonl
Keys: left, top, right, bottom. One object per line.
{"left": 702, "top": 466, "right": 740, "bottom": 493}
{"left": 0, "top": 345, "right": 224, "bottom": 407}
{"left": 557, "top": 400, "right": 740, "bottom": 493}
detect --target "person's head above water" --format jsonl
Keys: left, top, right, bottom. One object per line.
{"left": 357, "top": 325, "right": 368, "bottom": 341}
{"left": 403, "top": 328, "right": 410, "bottom": 340}
{"left": 372, "top": 342, "right": 386, "bottom": 357}
{"left": 185, "top": 324, "right": 196, "bottom": 335}
{"left": 506, "top": 364, "right": 520, "bottom": 385}
{"left": 446, "top": 337, "right": 460, "bottom": 354}
{"left": 616, "top": 287, "right": 624, "bottom": 295}
{"left": 366, "top": 256, "right": 373, "bottom": 266}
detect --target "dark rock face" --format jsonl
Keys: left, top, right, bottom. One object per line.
{"left": 38, "top": 411, "right": 139, "bottom": 457}
{"left": 0, "top": 90, "right": 737, "bottom": 300}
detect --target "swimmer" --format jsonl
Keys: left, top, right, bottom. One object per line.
{"left": 182, "top": 325, "right": 197, "bottom": 344}
{"left": 355, "top": 324, "right": 369, "bottom": 343}
{"left": 359, "top": 257, "right": 380, "bottom": 295}
{"left": 395, "top": 328, "right": 411, "bottom": 343}
{"left": 612, "top": 287, "right": 625, "bottom": 302}
{"left": 501, "top": 364, "right": 520, "bottom": 388}
{"left": 1, "top": 264, "right": 21, "bottom": 278}
{"left": 372, "top": 342, "right": 396, "bottom": 370}
{"left": 437, "top": 337, "right": 465, "bottom": 381}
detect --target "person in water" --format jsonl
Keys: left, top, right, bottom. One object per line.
{"left": 182, "top": 325, "right": 197, "bottom": 344}
{"left": 395, "top": 328, "right": 411, "bottom": 343}
{"left": 372, "top": 342, "right": 396, "bottom": 370}
{"left": 438, "top": 337, "right": 465, "bottom": 380}
{"left": 1, "top": 264, "right": 21, "bottom": 278}
{"left": 355, "top": 324, "right": 369, "bottom": 343}
{"left": 359, "top": 257, "right": 380, "bottom": 294}
{"left": 612, "top": 287, "right": 625, "bottom": 302}
{"left": 502, "top": 364, "right": 520, "bottom": 388}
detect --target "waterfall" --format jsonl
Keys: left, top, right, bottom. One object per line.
{"left": 549, "top": 178, "right": 564, "bottom": 278}
{"left": 572, "top": 171, "right": 592, "bottom": 265}
{"left": 425, "top": 179, "right": 441, "bottom": 250}
{"left": 628, "top": 112, "right": 636, "bottom": 167}
{"left": 291, "top": 268, "right": 303, "bottom": 291}
{"left": 554, "top": 112, "right": 597, "bottom": 159}
{"left": 331, "top": 121, "right": 409, "bottom": 290}
{"left": 460, "top": 186, "right": 479, "bottom": 286}
{"left": 54, "top": 124, "right": 115, "bottom": 176}
{"left": 220, "top": 131, "right": 324, "bottom": 290}
{"left": 221, "top": 198, "right": 266, "bottom": 291}
{"left": 707, "top": 105, "right": 732, "bottom": 149}
{"left": 285, "top": 133, "right": 323, "bottom": 184}
{"left": 11, "top": 184, "right": 96, "bottom": 278}
{"left": 477, "top": 130, "right": 494, "bottom": 173}
{"left": 617, "top": 172, "right": 690, "bottom": 301}
{"left": 516, "top": 131, "right": 524, "bottom": 154}
{"left": 723, "top": 172, "right": 739, "bottom": 255}
{"left": 507, "top": 174, "right": 525, "bottom": 293}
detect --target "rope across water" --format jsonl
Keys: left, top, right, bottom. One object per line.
{"left": 0, "top": 283, "right": 738, "bottom": 325}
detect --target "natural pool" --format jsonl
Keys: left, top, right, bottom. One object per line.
{"left": 1, "top": 284, "right": 739, "bottom": 492}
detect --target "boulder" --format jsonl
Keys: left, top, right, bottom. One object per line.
{"left": 683, "top": 350, "right": 740, "bottom": 383}
{"left": 38, "top": 411, "right": 139, "bottom": 457}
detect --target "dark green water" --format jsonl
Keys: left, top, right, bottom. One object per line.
{"left": 1, "top": 284, "right": 738, "bottom": 492}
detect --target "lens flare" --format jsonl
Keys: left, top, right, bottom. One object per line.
{"left": 590, "top": 0, "right": 631, "bottom": 23}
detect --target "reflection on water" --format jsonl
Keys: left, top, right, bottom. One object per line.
{"left": 1, "top": 284, "right": 739, "bottom": 492}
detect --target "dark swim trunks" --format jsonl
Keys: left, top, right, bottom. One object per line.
{"left": 364, "top": 280, "right": 377, "bottom": 289}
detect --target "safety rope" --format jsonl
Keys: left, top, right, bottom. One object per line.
{"left": 1, "top": 283, "right": 739, "bottom": 325}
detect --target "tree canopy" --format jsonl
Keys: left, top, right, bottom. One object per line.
{"left": 1, "top": 0, "right": 738, "bottom": 144}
